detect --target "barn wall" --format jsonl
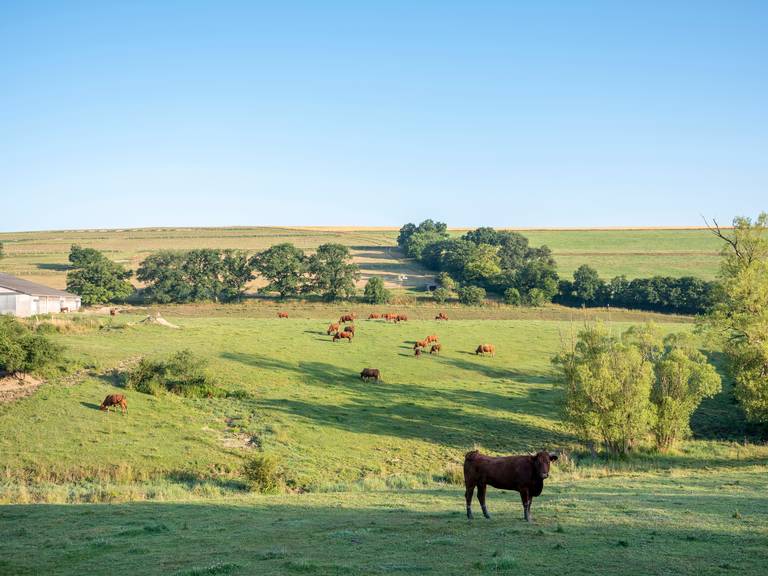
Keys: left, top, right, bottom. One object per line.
{"left": 0, "top": 293, "right": 18, "bottom": 315}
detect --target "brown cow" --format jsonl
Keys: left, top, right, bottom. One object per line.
{"left": 333, "top": 331, "right": 353, "bottom": 342}
{"left": 414, "top": 347, "right": 422, "bottom": 358}
{"left": 368, "top": 313, "right": 381, "bottom": 320}
{"left": 429, "top": 343, "right": 442, "bottom": 355}
{"left": 475, "top": 344, "right": 496, "bottom": 356}
{"left": 327, "top": 323, "right": 340, "bottom": 335}
{"left": 110, "top": 308, "right": 118, "bottom": 316}
{"left": 99, "top": 394, "right": 127, "bottom": 414}
{"left": 464, "top": 450, "right": 558, "bottom": 522}
{"left": 339, "top": 314, "right": 355, "bottom": 323}
{"left": 360, "top": 368, "right": 381, "bottom": 381}
{"left": 277, "top": 312, "right": 289, "bottom": 318}
{"left": 435, "top": 312, "right": 448, "bottom": 321}
{"left": 413, "top": 340, "right": 428, "bottom": 350}
{"left": 396, "top": 314, "right": 408, "bottom": 322}
{"left": 344, "top": 325, "right": 356, "bottom": 335}
{"left": 424, "top": 334, "right": 439, "bottom": 344}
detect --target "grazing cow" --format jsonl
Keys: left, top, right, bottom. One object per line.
{"left": 277, "top": 312, "right": 289, "bottom": 318}
{"left": 368, "top": 313, "right": 381, "bottom": 320}
{"left": 333, "top": 331, "right": 354, "bottom": 342}
{"left": 435, "top": 312, "right": 448, "bottom": 321}
{"left": 413, "top": 340, "right": 428, "bottom": 350}
{"left": 344, "top": 325, "right": 356, "bottom": 335}
{"left": 425, "top": 334, "right": 439, "bottom": 344}
{"left": 61, "top": 306, "right": 70, "bottom": 313}
{"left": 360, "top": 368, "right": 381, "bottom": 381}
{"left": 327, "top": 323, "right": 340, "bottom": 335}
{"left": 110, "top": 308, "right": 117, "bottom": 316}
{"left": 340, "top": 314, "right": 355, "bottom": 323}
{"left": 414, "top": 347, "right": 422, "bottom": 358}
{"left": 396, "top": 314, "right": 408, "bottom": 322}
{"left": 99, "top": 394, "right": 127, "bottom": 414}
{"left": 430, "top": 343, "right": 442, "bottom": 355}
{"left": 475, "top": 344, "right": 496, "bottom": 356}
{"left": 464, "top": 450, "right": 558, "bottom": 522}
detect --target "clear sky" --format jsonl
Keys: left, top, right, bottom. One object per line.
{"left": 1, "top": 1, "right": 766, "bottom": 231}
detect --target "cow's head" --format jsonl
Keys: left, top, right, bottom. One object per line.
{"left": 532, "top": 451, "right": 558, "bottom": 479}
{"left": 98, "top": 403, "right": 107, "bottom": 411}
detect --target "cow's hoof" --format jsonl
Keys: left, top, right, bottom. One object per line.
{"left": 483, "top": 514, "right": 492, "bottom": 520}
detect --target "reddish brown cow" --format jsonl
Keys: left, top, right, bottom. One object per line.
{"left": 333, "top": 331, "right": 354, "bottom": 342}
{"left": 110, "top": 308, "right": 118, "bottom": 316}
{"left": 414, "top": 347, "right": 422, "bottom": 358}
{"left": 368, "top": 313, "right": 381, "bottom": 320}
{"left": 396, "top": 314, "right": 408, "bottom": 322}
{"left": 429, "top": 343, "right": 442, "bottom": 355}
{"left": 277, "top": 312, "right": 289, "bottom": 318}
{"left": 339, "top": 314, "right": 355, "bottom": 323}
{"left": 327, "top": 323, "right": 340, "bottom": 335}
{"left": 343, "top": 325, "right": 356, "bottom": 335}
{"left": 424, "top": 334, "right": 438, "bottom": 344}
{"left": 99, "top": 394, "right": 127, "bottom": 414}
{"left": 475, "top": 344, "right": 496, "bottom": 356}
{"left": 413, "top": 340, "right": 428, "bottom": 350}
{"left": 435, "top": 312, "right": 448, "bottom": 321}
{"left": 464, "top": 450, "right": 558, "bottom": 522}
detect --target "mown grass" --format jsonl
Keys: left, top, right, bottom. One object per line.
{"left": 1, "top": 465, "right": 766, "bottom": 575}
{"left": 0, "top": 227, "right": 722, "bottom": 290}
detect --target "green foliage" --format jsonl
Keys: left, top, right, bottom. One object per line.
{"left": 250, "top": 243, "right": 306, "bottom": 298}
{"left": 306, "top": 244, "right": 359, "bottom": 301}
{"left": 437, "top": 272, "right": 456, "bottom": 291}
{"left": 0, "top": 316, "right": 62, "bottom": 375}
{"left": 553, "top": 324, "right": 656, "bottom": 454}
{"left": 457, "top": 285, "right": 485, "bottom": 306}
{"left": 397, "top": 220, "right": 449, "bottom": 259}
{"left": 0, "top": 241, "right": 4, "bottom": 259}
{"left": 242, "top": 453, "right": 282, "bottom": 493}
{"left": 137, "top": 249, "right": 252, "bottom": 303}
{"left": 572, "top": 264, "right": 602, "bottom": 304}
{"left": 125, "top": 349, "right": 223, "bottom": 398}
{"left": 432, "top": 287, "right": 451, "bottom": 304}
{"left": 362, "top": 277, "right": 391, "bottom": 304}
{"left": 503, "top": 287, "right": 521, "bottom": 306}
{"left": 66, "top": 245, "right": 133, "bottom": 305}
{"left": 555, "top": 323, "right": 722, "bottom": 452}
{"left": 704, "top": 213, "right": 768, "bottom": 422}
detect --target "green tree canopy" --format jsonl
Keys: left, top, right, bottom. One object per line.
{"left": 250, "top": 243, "right": 306, "bottom": 298}
{"left": 363, "top": 276, "right": 391, "bottom": 304}
{"left": 66, "top": 245, "right": 133, "bottom": 305}
{"left": 307, "top": 243, "right": 359, "bottom": 301}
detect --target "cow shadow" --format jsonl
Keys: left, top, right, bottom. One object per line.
{"left": 80, "top": 402, "right": 101, "bottom": 411}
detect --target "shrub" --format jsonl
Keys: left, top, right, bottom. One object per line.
{"left": 242, "top": 454, "right": 282, "bottom": 493}
{"left": 432, "top": 287, "right": 451, "bottom": 304}
{"left": 0, "top": 316, "right": 62, "bottom": 375}
{"left": 503, "top": 287, "right": 521, "bottom": 306}
{"left": 363, "top": 277, "right": 391, "bottom": 304}
{"left": 525, "top": 287, "right": 548, "bottom": 307}
{"left": 125, "top": 349, "right": 224, "bottom": 398}
{"left": 458, "top": 285, "right": 486, "bottom": 306}
{"left": 437, "top": 272, "right": 456, "bottom": 291}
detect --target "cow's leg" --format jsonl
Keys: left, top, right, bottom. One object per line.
{"left": 525, "top": 496, "right": 533, "bottom": 522}
{"left": 465, "top": 482, "right": 476, "bottom": 519}
{"left": 520, "top": 490, "right": 531, "bottom": 521}
{"left": 477, "top": 483, "right": 491, "bottom": 519}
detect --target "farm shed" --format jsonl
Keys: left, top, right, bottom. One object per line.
{"left": 0, "top": 273, "right": 81, "bottom": 317}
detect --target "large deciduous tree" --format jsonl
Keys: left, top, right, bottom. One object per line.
{"left": 250, "top": 243, "right": 306, "bottom": 298}
{"left": 307, "top": 243, "right": 359, "bottom": 301}
{"left": 66, "top": 245, "right": 134, "bottom": 305}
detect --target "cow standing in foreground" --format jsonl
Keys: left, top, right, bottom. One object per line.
{"left": 333, "top": 331, "right": 354, "bottom": 342}
{"left": 464, "top": 450, "right": 557, "bottom": 522}
{"left": 100, "top": 394, "right": 128, "bottom": 414}
{"left": 475, "top": 344, "right": 496, "bottom": 356}
{"left": 360, "top": 368, "right": 381, "bottom": 381}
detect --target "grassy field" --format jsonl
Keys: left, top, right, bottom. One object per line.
{"left": 0, "top": 227, "right": 723, "bottom": 291}
{"left": 2, "top": 312, "right": 766, "bottom": 575}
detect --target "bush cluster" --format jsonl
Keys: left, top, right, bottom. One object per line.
{"left": 242, "top": 453, "right": 282, "bottom": 493}
{"left": 125, "top": 349, "right": 223, "bottom": 398}
{"left": 0, "top": 316, "right": 63, "bottom": 375}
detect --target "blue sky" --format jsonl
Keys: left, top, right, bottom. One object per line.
{"left": 1, "top": 1, "right": 766, "bottom": 231}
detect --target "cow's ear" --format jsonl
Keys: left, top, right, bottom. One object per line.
{"left": 548, "top": 452, "right": 558, "bottom": 461}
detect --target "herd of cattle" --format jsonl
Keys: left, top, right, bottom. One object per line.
{"left": 95, "top": 309, "right": 556, "bottom": 522}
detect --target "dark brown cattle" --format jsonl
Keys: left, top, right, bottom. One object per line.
{"left": 360, "top": 368, "right": 381, "bottom": 381}
{"left": 424, "top": 334, "right": 438, "bottom": 344}
{"left": 99, "top": 394, "right": 127, "bottom": 414}
{"left": 368, "top": 313, "right": 381, "bottom": 320}
{"left": 277, "top": 312, "right": 289, "bottom": 318}
{"left": 475, "top": 344, "right": 496, "bottom": 356}
{"left": 464, "top": 450, "right": 558, "bottom": 522}
{"left": 396, "top": 314, "right": 408, "bottom": 322}
{"left": 339, "top": 314, "right": 355, "bottom": 323}
{"left": 435, "top": 312, "right": 448, "bottom": 321}
{"left": 333, "top": 331, "right": 353, "bottom": 342}
{"left": 61, "top": 306, "right": 70, "bottom": 313}
{"left": 327, "top": 323, "right": 340, "bottom": 335}
{"left": 413, "top": 340, "right": 428, "bottom": 350}
{"left": 344, "top": 325, "right": 356, "bottom": 335}
{"left": 429, "top": 343, "right": 442, "bottom": 355}
{"left": 414, "top": 347, "right": 422, "bottom": 358}
{"left": 110, "top": 308, "right": 117, "bottom": 316}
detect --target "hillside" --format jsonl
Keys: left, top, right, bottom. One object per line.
{"left": 0, "top": 227, "right": 723, "bottom": 291}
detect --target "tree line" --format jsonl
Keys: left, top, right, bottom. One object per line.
{"left": 64, "top": 243, "right": 384, "bottom": 305}
{"left": 398, "top": 220, "right": 718, "bottom": 314}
